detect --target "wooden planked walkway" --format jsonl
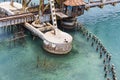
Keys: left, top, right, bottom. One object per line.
{"left": 56, "top": 12, "right": 68, "bottom": 18}
{"left": 85, "top": 0, "right": 120, "bottom": 8}
{"left": 0, "top": 12, "right": 35, "bottom": 21}
{"left": 0, "top": 12, "right": 36, "bottom": 27}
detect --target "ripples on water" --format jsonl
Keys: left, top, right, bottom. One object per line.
{"left": 0, "top": 0, "right": 120, "bottom": 80}
{"left": 78, "top": 4, "right": 120, "bottom": 80}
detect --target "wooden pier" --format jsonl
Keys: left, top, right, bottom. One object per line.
{"left": 85, "top": 0, "right": 120, "bottom": 8}
{"left": 0, "top": 12, "right": 36, "bottom": 27}
{"left": 0, "top": 0, "right": 120, "bottom": 27}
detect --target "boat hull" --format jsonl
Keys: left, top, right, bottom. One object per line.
{"left": 61, "top": 17, "right": 77, "bottom": 29}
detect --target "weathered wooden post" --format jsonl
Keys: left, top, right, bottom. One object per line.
{"left": 43, "top": 56, "right": 46, "bottom": 66}
{"left": 22, "top": 0, "right": 31, "bottom": 12}
{"left": 102, "top": 0, "right": 105, "bottom": 3}
{"left": 36, "top": 56, "right": 40, "bottom": 68}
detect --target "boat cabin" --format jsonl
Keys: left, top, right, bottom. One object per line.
{"left": 63, "top": 0, "right": 85, "bottom": 17}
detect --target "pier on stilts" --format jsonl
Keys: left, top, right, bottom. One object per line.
{"left": 0, "top": 0, "right": 120, "bottom": 27}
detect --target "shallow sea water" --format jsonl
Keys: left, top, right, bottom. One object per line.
{"left": 0, "top": 0, "right": 120, "bottom": 80}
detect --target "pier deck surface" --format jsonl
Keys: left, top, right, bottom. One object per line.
{"left": 56, "top": 12, "right": 68, "bottom": 18}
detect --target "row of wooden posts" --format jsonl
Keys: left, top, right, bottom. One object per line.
{"left": 77, "top": 24, "right": 117, "bottom": 80}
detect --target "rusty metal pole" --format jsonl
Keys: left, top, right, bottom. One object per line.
{"left": 42, "top": 0, "right": 44, "bottom": 15}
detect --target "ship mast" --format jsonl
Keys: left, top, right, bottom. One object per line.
{"left": 10, "top": 0, "right": 14, "bottom": 7}
{"left": 41, "top": 0, "right": 44, "bottom": 15}
{"left": 60, "top": 0, "right": 63, "bottom": 9}
{"left": 49, "top": 0, "right": 58, "bottom": 35}
{"left": 34, "top": 0, "right": 44, "bottom": 24}
{"left": 22, "top": 0, "right": 31, "bottom": 11}
{"left": 34, "top": 0, "right": 49, "bottom": 24}
{"left": 38, "top": 0, "right": 44, "bottom": 16}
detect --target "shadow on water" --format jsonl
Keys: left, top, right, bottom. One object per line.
{"left": 0, "top": 24, "right": 106, "bottom": 80}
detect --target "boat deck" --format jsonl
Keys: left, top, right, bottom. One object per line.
{"left": 56, "top": 12, "right": 68, "bottom": 18}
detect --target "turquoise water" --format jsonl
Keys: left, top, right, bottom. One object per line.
{"left": 0, "top": 0, "right": 120, "bottom": 80}
{"left": 78, "top": 4, "right": 120, "bottom": 80}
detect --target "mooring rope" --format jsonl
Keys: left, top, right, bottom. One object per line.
{"left": 77, "top": 23, "right": 117, "bottom": 80}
